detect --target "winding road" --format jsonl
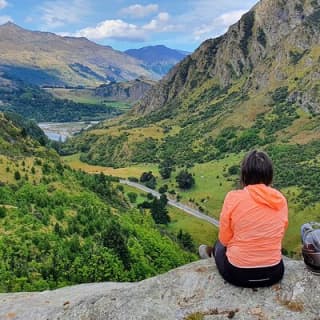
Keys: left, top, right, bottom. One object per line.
{"left": 120, "top": 179, "right": 220, "bottom": 227}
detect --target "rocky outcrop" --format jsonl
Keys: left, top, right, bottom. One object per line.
{"left": 134, "top": 0, "right": 320, "bottom": 115}
{"left": 1, "top": 258, "right": 319, "bottom": 320}
{"left": 94, "top": 78, "right": 155, "bottom": 103}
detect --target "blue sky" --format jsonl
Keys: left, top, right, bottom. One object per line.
{"left": 0, "top": 0, "right": 258, "bottom": 52}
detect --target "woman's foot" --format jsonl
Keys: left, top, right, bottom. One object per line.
{"left": 198, "top": 244, "right": 213, "bottom": 259}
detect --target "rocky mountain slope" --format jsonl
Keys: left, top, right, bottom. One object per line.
{"left": 94, "top": 78, "right": 156, "bottom": 103}
{"left": 125, "top": 45, "right": 190, "bottom": 78}
{"left": 1, "top": 258, "right": 318, "bottom": 320}
{"left": 134, "top": 0, "right": 320, "bottom": 115}
{"left": 0, "top": 22, "right": 153, "bottom": 86}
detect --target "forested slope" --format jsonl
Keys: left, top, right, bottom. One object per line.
{"left": 0, "top": 112, "right": 195, "bottom": 292}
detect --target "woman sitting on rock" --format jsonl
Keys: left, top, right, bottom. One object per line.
{"left": 199, "top": 150, "right": 288, "bottom": 287}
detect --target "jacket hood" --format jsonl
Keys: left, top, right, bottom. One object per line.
{"left": 245, "top": 184, "right": 287, "bottom": 210}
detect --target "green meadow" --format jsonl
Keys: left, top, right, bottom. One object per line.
{"left": 47, "top": 88, "right": 132, "bottom": 112}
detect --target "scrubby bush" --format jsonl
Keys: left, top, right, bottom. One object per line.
{"left": 176, "top": 170, "right": 195, "bottom": 189}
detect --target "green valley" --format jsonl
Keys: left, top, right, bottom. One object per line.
{"left": 62, "top": 0, "right": 320, "bottom": 257}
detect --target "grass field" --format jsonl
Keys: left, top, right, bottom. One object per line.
{"left": 121, "top": 183, "right": 218, "bottom": 247}
{"left": 46, "top": 88, "right": 132, "bottom": 112}
{"left": 167, "top": 206, "right": 218, "bottom": 246}
{"left": 153, "top": 154, "right": 243, "bottom": 219}
{"left": 63, "top": 154, "right": 158, "bottom": 177}
{"left": 46, "top": 88, "right": 100, "bottom": 104}
{"left": 64, "top": 154, "right": 238, "bottom": 247}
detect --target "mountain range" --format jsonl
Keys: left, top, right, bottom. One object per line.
{"left": 134, "top": 0, "right": 320, "bottom": 116}
{"left": 2, "top": 0, "right": 320, "bottom": 302}
{"left": 0, "top": 22, "right": 154, "bottom": 86}
{"left": 0, "top": 22, "right": 188, "bottom": 87}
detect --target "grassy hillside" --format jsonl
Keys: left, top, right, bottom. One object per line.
{"left": 45, "top": 88, "right": 131, "bottom": 112}
{"left": 0, "top": 113, "right": 196, "bottom": 292}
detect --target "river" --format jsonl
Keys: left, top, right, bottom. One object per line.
{"left": 38, "top": 121, "right": 99, "bottom": 142}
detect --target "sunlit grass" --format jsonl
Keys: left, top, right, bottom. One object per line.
{"left": 63, "top": 153, "right": 158, "bottom": 177}
{"left": 167, "top": 206, "right": 218, "bottom": 246}
{"left": 46, "top": 88, "right": 132, "bottom": 111}
{"left": 156, "top": 154, "right": 243, "bottom": 218}
{"left": 0, "top": 155, "right": 42, "bottom": 184}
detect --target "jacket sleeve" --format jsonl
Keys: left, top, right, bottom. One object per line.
{"left": 218, "top": 192, "right": 234, "bottom": 246}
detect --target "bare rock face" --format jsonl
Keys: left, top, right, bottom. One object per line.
{"left": 94, "top": 79, "right": 155, "bottom": 103}
{"left": 0, "top": 258, "right": 319, "bottom": 320}
{"left": 134, "top": 0, "right": 320, "bottom": 115}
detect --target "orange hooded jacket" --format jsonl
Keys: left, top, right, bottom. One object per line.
{"left": 219, "top": 184, "right": 288, "bottom": 268}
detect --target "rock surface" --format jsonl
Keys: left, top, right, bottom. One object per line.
{"left": 95, "top": 79, "right": 155, "bottom": 103}
{"left": 0, "top": 258, "right": 319, "bottom": 320}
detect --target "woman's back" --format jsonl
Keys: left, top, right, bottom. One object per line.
{"left": 220, "top": 184, "right": 288, "bottom": 268}
{"left": 200, "top": 150, "right": 288, "bottom": 287}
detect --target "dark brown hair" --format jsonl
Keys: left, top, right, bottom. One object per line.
{"left": 240, "top": 150, "right": 273, "bottom": 186}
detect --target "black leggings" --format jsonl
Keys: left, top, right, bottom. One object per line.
{"left": 213, "top": 240, "right": 284, "bottom": 288}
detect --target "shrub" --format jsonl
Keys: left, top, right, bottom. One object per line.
{"left": 176, "top": 170, "right": 195, "bottom": 189}
{"left": 127, "top": 192, "right": 137, "bottom": 203}
{"left": 14, "top": 171, "right": 21, "bottom": 180}
{"left": 0, "top": 206, "right": 6, "bottom": 218}
{"left": 257, "top": 27, "right": 267, "bottom": 47}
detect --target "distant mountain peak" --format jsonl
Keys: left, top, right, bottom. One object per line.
{"left": 125, "top": 45, "right": 189, "bottom": 78}
{"left": 0, "top": 21, "right": 24, "bottom": 30}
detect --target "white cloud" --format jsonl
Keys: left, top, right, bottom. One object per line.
{"left": 60, "top": 0, "right": 257, "bottom": 45}
{"left": 216, "top": 10, "right": 247, "bottom": 26}
{"left": 193, "top": 9, "right": 247, "bottom": 40}
{"left": 0, "top": 15, "right": 12, "bottom": 24}
{"left": 0, "top": 0, "right": 8, "bottom": 10}
{"left": 25, "top": 16, "right": 33, "bottom": 23}
{"left": 69, "top": 11, "right": 177, "bottom": 42}
{"left": 74, "top": 19, "right": 147, "bottom": 41}
{"left": 40, "top": 0, "right": 89, "bottom": 29}
{"left": 143, "top": 12, "right": 170, "bottom": 31}
{"left": 171, "top": 0, "right": 256, "bottom": 43}
{"left": 120, "top": 4, "right": 159, "bottom": 18}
